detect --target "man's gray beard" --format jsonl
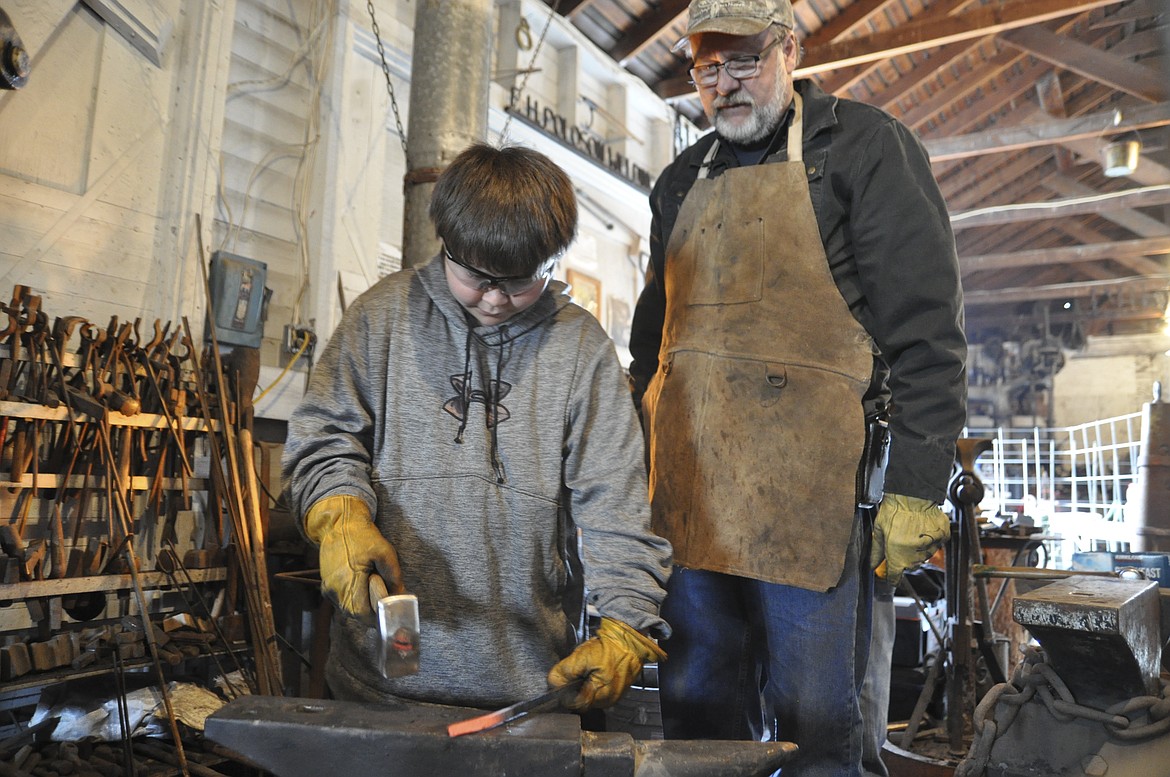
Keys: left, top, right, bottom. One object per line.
{"left": 711, "top": 80, "right": 789, "bottom": 145}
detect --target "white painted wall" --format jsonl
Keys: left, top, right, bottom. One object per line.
{"left": 1054, "top": 333, "right": 1170, "bottom": 426}
{"left": 0, "top": 0, "right": 695, "bottom": 421}
{"left": 0, "top": 0, "right": 230, "bottom": 331}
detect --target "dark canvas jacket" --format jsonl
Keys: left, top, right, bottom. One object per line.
{"left": 630, "top": 79, "right": 968, "bottom": 503}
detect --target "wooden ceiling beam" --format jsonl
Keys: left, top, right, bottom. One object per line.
{"left": 654, "top": 73, "right": 694, "bottom": 100}
{"left": 1036, "top": 72, "right": 1077, "bottom": 172}
{"left": 1044, "top": 214, "right": 1167, "bottom": 277}
{"left": 1044, "top": 174, "right": 1170, "bottom": 237}
{"left": 957, "top": 210, "right": 1057, "bottom": 258}
{"left": 962, "top": 218, "right": 1066, "bottom": 261}
{"left": 961, "top": 236, "right": 1170, "bottom": 274}
{"left": 965, "top": 307, "right": 1165, "bottom": 338}
{"left": 816, "top": 0, "right": 975, "bottom": 95}
{"left": 950, "top": 184, "right": 1170, "bottom": 228}
{"left": 1103, "top": 26, "right": 1167, "bottom": 59}
{"left": 964, "top": 275, "right": 1170, "bottom": 305}
{"left": 890, "top": 13, "right": 1101, "bottom": 135}
{"left": 795, "top": 0, "right": 1120, "bottom": 77}
{"left": 926, "top": 46, "right": 1116, "bottom": 182}
{"left": 928, "top": 60, "right": 1107, "bottom": 196}
{"left": 844, "top": 40, "right": 968, "bottom": 106}
{"left": 1088, "top": 0, "right": 1164, "bottom": 27}
{"left": 923, "top": 101, "right": 1170, "bottom": 162}
{"left": 930, "top": 66, "right": 1167, "bottom": 255}
{"left": 544, "top": 0, "right": 595, "bottom": 18}
{"left": 902, "top": 48, "right": 1040, "bottom": 132}
{"left": 1028, "top": 266, "right": 1087, "bottom": 287}
{"left": 609, "top": 0, "right": 689, "bottom": 63}
{"left": 799, "top": 0, "right": 896, "bottom": 50}
{"left": 941, "top": 149, "right": 1054, "bottom": 211}
{"left": 999, "top": 26, "right": 1168, "bottom": 101}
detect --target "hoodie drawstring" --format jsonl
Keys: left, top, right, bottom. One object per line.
{"left": 453, "top": 326, "right": 473, "bottom": 444}
{"left": 489, "top": 328, "right": 507, "bottom": 484}
{"left": 453, "top": 324, "right": 508, "bottom": 485}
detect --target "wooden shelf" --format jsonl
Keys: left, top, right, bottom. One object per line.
{"left": 0, "top": 567, "right": 227, "bottom": 600}
{"left": 0, "top": 645, "right": 241, "bottom": 695}
{"left": 0, "top": 400, "right": 212, "bottom": 431}
{"left": 0, "top": 472, "right": 209, "bottom": 491}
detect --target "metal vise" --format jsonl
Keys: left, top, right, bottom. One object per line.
{"left": 205, "top": 695, "right": 796, "bottom": 777}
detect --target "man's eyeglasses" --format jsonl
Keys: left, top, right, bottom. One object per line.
{"left": 688, "top": 36, "right": 783, "bottom": 88}
{"left": 444, "top": 245, "right": 552, "bottom": 296}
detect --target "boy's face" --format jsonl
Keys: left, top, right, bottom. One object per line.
{"left": 443, "top": 249, "right": 551, "bottom": 327}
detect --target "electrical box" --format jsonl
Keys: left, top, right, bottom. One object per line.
{"left": 207, "top": 251, "right": 270, "bottom": 348}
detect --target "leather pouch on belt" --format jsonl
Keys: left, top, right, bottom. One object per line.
{"left": 857, "top": 412, "right": 890, "bottom": 508}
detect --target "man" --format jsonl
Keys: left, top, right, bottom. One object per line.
{"left": 628, "top": 1, "right": 967, "bottom": 775}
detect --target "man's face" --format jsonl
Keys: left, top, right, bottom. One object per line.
{"left": 691, "top": 26, "right": 797, "bottom": 145}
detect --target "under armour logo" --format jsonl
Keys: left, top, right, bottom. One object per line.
{"left": 444, "top": 372, "right": 512, "bottom": 428}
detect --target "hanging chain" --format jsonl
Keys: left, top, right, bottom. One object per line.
{"left": 367, "top": 0, "right": 408, "bottom": 160}
{"left": 956, "top": 646, "right": 1170, "bottom": 777}
{"left": 500, "top": 0, "right": 562, "bottom": 142}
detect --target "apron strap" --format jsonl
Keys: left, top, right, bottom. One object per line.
{"left": 698, "top": 138, "right": 720, "bottom": 180}
{"left": 788, "top": 91, "right": 803, "bottom": 163}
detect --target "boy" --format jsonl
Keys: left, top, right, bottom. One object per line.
{"left": 282, "top": 143, "right": 671, "bottom": 711}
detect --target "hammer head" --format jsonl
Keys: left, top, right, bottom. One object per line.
{"left": 369, "top": 575, "right": 420, "bottom": 679}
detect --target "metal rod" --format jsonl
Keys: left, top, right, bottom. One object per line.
{"left": 972, "top": 564, "right": 1118, "bottom": 580}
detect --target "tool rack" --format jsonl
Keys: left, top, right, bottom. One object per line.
{"left": 0, "top": 397, "right": 236, "bottom": 689}
{"left": 0, "top": 285, "right": 282, "bottom": 742}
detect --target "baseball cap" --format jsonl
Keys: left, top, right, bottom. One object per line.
{"left": 684, "top": 0, "right": 794, "bottom": 38}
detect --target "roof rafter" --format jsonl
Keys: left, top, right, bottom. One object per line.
{"left": 998, "top": 25, "right": 1167, "bottom": 101}
{"left": 964, "top": 275, "right": 1170, "bottom": 305}
{"left": 923, "top": 101, "right": 1170, "bottom": 162}
{"left": 961, "top": 236, "right": 1170, "bottom": 274}
{"left": 796, "top": 0, "right": 1121, "bottom": 76}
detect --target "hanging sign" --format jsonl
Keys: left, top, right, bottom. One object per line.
{"left": 507, "top": 91, "right": 654, "bottom": 193}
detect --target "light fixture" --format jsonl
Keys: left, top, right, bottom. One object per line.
{"left": 1101, "top": 133, "right": 1141, "bottom": 177}
{"left": 1100, "top": 110, "right": 1141, "bottom": 178}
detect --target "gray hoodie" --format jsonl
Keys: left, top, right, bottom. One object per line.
{"left": 282, "top": 253, "right": 671, "bottom": 708}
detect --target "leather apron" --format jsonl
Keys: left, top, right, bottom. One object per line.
{"left": 642, "top": 93, "right": 875, "bottom": 591}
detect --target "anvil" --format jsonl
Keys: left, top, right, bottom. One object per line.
{"left": 205, "top": 695, "right": 797, "bottom": 777}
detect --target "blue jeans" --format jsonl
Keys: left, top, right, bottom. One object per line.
{"left": 658, "top": 513, "right": 872, "bottom": 777}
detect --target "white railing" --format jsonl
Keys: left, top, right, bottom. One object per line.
{"left": 964, "top": 411, "right": 1144, "bottom": 567}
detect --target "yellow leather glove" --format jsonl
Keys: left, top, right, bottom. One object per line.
{"left": 870, "top": 493, "right": 950, "bottom": 586}
{"left": 304, "top": 494, "right": 405, "bottom": 620}
{"left": 548, "top": 617, "right": 666, "bottom": 711}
